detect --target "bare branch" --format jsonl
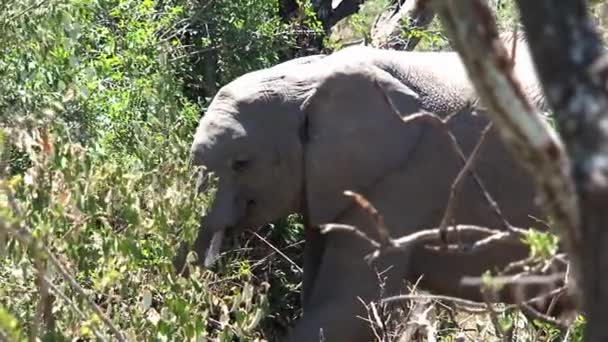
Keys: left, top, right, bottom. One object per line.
{"left": 520, "top": 302, "right": 569, "bottom": 330}
{"left": 251, "top": 231, "right": 303, "bottom": 273}
{"left": 320, "top": 223, "right": 381, "bottom": 250}
{"left": 461, "top": 272, "right": 566, "bottom": 288}
{"left": 480, "top": 286, "right": 507, "bottom": 341}
{"left": 438, "top": 122, "right": 497, "bottom": 245}
{"left": 382, "top": 293, "right": 490, "bottom": 311}
{"left": 343, "top": 190, "right": 392, "bottom": 246}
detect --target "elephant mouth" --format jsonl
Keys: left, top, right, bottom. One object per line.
{"left": 199, "top": 200, "right": 256, "bottom": 268}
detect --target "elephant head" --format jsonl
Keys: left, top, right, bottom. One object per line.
{"left": 189, "top": 72, "right": 308, "bottom": 267}
{"left": 188, "top": 60, "right": 425, "bottom": 268}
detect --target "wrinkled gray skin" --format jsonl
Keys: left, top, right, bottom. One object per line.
{"left": 184, "top": 35, "right": 555, "bottom": 341}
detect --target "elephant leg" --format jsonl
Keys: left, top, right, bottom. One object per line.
{"left": 301, "top": 225, "right": 326, "bottom": 312}
{"left": 289, "top": 231, "right": 412, "bottom": 342}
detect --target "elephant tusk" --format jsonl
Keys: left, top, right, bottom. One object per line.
{"left": 204, "top": 230, "right": 225, "bottom": 267}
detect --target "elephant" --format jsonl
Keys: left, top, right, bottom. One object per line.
{"left": 182, "top": 34, "right": 560, "bottom": 341}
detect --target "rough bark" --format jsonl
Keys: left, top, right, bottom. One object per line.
{"left": 428, "top": 0, "right": 583, "bottom": 317}
{"left": 512, "top": 1, "right": 608, "bottom": 340}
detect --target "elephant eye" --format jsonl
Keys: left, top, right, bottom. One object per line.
{"left": 232, "top": 159, "right": 250, "bottom": 173}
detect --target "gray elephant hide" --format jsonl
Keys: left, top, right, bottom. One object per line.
{"left": 185, "top": 33, "right": 558, "bottom": 342}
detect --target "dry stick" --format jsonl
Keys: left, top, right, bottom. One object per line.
{"left": 343, "top": 190, "right": 392, "bottom": 246}
{"left": 320, "top": 223, "right": 381, "bottom": 249}
{"left": 321, "top": 222, "right": 520, "bottom": 262}
{"left": 382, "top": 293, "right": 489, "bottom": 311}
{"left": 481, "top": 287, "right": 506, "bottom": 341}
{"left": 382, "top": 285, "right": 568, "bottom": 322}
{"left": 441, "top": 118, "right": 516, "bottom": 233}
{"left": 520, "top": 302, "right": 568, "bottom": 329}
{"left": 461, "top": 272, "right": 566, "bottom": 289}
{"left": 438, "top": 122, "right": 494, "bottom": 246}
{"left": 251, "top": 231, "right": 303, "bottom": 273}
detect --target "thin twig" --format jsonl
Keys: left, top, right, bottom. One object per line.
{"left": 481, "top": 287, "right": 506, "bottom": 341}
{"left": 343, "top": 190, "right": 392, "bottom": 246}
{"left": 440, "top": 115, "right": 515, "bottom": 233}
{"left": 381, "top": 293, "right": 490, "bottom": 310}
{"left": 520, "top": 302, "right": 569, "bottom": 329}
{"left": 320, "top": 223, "right": 381, "bottom": 249}
{"left": 438, "top": 122, "right": 494, "bottom": 245}
{"left": 251, "top": 232, "right": 303, "bottom": 273}
{"left": 6, "top": 0, "right": 46, "bottom": 23}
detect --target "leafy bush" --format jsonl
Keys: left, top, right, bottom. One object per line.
{"left": 0, "top": 0, "right": 305, "bottom": 340}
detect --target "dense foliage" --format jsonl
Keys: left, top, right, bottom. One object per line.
{"left": 0, "top": 0, "right": 305, "bottom": 340}
{"left": 0, "top": 0, "right": 599, "bottom": 341}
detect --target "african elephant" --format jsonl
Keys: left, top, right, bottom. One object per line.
{"left": 183, "top": 35, "right": 557, "bottom": 341}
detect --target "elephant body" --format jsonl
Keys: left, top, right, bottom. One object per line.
{"left": 186, "top": 35, "right": 555, "bottom": 341}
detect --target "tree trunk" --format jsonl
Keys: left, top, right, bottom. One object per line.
{"left": 513, "top": 1, "right": 608, "bottom": 340}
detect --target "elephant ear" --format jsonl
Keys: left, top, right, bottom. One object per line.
{"left": 301, "top": 62, "right": 426, "bottom": 226}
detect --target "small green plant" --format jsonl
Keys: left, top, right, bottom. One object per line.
{"left": 521, "top": 229, "right": 560, "bottom": 261}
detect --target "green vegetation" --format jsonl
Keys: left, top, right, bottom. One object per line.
{"left": 0, "top": 0, "right": 304, "bottom": 340}
{"left": 0, "top": 0, "right": 598, "bottom": 340}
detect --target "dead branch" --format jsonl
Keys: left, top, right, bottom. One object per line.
{"left": 251, "top": 231, "right": 303, "bottom": 273}
{"left": 480, "top": 286, "right": 507, "bottom": 341}
{"left": 344, "top": 190, "right": 392, "bottom": 246}
{"left": 461, "top": 272, "right": 566, "bottom": 288}
{"left": 438, "top": 122, "right": 494, "bottom": 245}
{"left": 520, "top": 302, "right": 569, "bottom": 330}
{"left": 382, "top": 292, "right": 489, "bottom": 311}
{"left": 320, "top": 223, "right": 382, "bottom": 250}
{"left": 322, "top": 217, "right": 521, "bottom": 264}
